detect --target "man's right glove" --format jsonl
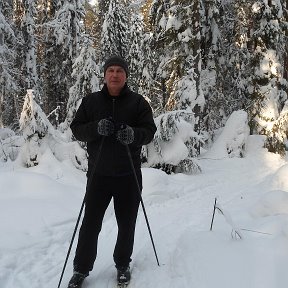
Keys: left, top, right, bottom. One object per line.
{"left": 97, "top": 118, "right": 114, "bottom": 136}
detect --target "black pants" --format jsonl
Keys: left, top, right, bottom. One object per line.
{"left": 73, "top": 172, "right": 141, "bottom": 274}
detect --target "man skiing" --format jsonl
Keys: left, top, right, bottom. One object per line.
{"left": 67, "top": 55, "right": 157, "bottom": 287}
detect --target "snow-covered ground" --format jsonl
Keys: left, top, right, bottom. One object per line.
{"left": 1, "top": 135, "right": 288, "bottom": 288}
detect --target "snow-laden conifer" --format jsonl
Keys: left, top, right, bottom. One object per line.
{"left": 142, "top": 109, "right": 202, "bottom": 174}
{"left": 248, "top": 0, "right": 288, "bottom": 155}
{"left": 201, "top": 0, "right": 227, "bottom": 143}
{"left": 44, "top": 0, "right": 86, "bottom": 125}
{"left": 21, "top": 0, "right": 41, "bottom": 102}
{"left": 19, "top": 90, "right": 87, "bottom": 170}
{"left": 127, "top": 12, "right": 144, "bottom": 93}
{"left": 100, "top": 0, "right": 130, "bottom": 60}
{"left": 61, "top": 39, "right": 101, "bottom": 131}
{"left": 0, "top": 2, "right": 18, "bottom": 127}
{"left": 146, "top": 0, "right": 205, "bottom": 170}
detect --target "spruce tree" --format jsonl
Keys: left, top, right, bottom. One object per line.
{"left": 249, "top": 0, "right": 288, "bottom": 155}
{"left": 201, "top": 0, "right": 226, "bottom": 143}
{"left": 100, "top": 0, "right": 130, "bottom": 61}
{"left": 61, "top": 38, "right": 101, "bottom": 131}
{"left": 144, "top": 0, "right": 206, "bottom": 171}
{"left": 43, "top": 0, "right": 86, "bottom": 126}
{"left": 127, "top": 12, "right": 144, "bottom": 93}
{"left": 22, "top": 0, "right": 41, "bottom": 101}
{"left": 0, "top": 1, "right": 18, "bottom": 128}
{"left": 19, "top": 90, "right": 51, "bottom": 167}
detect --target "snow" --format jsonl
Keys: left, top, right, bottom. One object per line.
{"left": 204, "top": 110, "right": 249, "bottom": 159}
{"left": 2, "top": 132, "right": 288, "bottom": 288}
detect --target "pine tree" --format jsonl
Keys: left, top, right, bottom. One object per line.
{"left": 22, "top": 0, "right": 41, "bottom": 101}
{"left": 149, "top": 0, "right": 173, "bottom": 112}
{"left": 284, "top": 0, "right": 288, "bottom": 97}
{"left": 43, "top": 0, "right": 86, "bottom": 126}
{"left": 10, "top": 0, "right": 41, "bottom": 130}
{"left": 224, "top": 0, "right": 254, "bottom": 115}
{"left": 19, "top": 89, "right": 88, "bottom": 170}
{"left": 61, "top": 38, "right": 101, "bottom": 131}
{"left": 149, "top": 0, "right": 205, "bottom": 112}
{"left": 149, "top": 0, "right": 205, "bottom": 157}
{"left": 142, "top": 109, "right": 202, "bottom": 174}
{"left": 0, "top": 1, "right": 18, "bottom": 128}
{"left": 127, "top": 12, "right": 144, "bottom": 92}
{"left": 249, "top": 0, "right": 288, "bottom": 155}
{"left": 139, "top": 0, "right": 207, "bottom": 172}
{"left": 19, "top": 90, "right": 51, "bottom": 167}
{"left": 201, "top": 0, "right": 226, "bottom": 143}
{"left": 100, "top": 0, "right": 130, "bottom": 61}
{"left": 137, "top": 33, "right": 161, "bottom": 114}
{"left": 83, "top": 0, "right": 99, "bottom": 44}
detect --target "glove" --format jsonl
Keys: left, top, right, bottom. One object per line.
{"left": 97, "top": 118, "right": 114, "bottom": 136}
{"left": 116, "top": 124, "right": 134, "bottom": 145}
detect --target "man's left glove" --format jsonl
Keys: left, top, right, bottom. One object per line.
{"left": 116, "top": 124, "right": 134, "bottom": 145}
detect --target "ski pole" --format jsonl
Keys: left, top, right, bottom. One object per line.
{"left": 57, "top": 136, "right": 105, "bottom": 288}
{"left": 125, "top": 144, "right": 160, "bottom": 266}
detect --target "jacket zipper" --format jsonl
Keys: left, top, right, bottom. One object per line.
{"left": 112, "top": 98, "right": 116, "bottom": 175}
{"left": 112, "top": 98, "right": 116, "bottom": 121}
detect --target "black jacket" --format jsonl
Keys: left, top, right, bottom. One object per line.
{"left": 70, "top": 84, "right": 157, "bottom": 176}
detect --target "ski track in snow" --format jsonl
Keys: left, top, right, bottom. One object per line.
{"left": 2, "top": 140, "right": 288, "bottom": 288}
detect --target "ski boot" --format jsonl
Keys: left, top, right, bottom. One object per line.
{"left": 117, "top": 266, "right": 131, "bottom": 287}
{"left": 67, "top": 271, "right": 88, "bottom": 288}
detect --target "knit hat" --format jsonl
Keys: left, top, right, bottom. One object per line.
{"left": 104, "top": 55, "right": 129, "bottom": 76}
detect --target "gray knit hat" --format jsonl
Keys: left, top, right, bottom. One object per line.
{"left": 104, "top": 55, "right": 129, "bottom": 76}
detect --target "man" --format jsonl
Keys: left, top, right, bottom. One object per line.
{"left": 68, "top": 55, "right": 157, "bottom": 288}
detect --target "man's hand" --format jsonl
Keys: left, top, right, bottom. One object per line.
{"left": 116, "top": 124, "right": 134, "bottom": 145}
{"left": 97, "top": 118, "right": 114, "bottom": 136}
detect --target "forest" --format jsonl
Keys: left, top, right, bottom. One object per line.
{"left": 0, "top": 0, "right": 287, "bottom": 173}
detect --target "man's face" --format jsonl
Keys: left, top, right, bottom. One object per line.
{"left": 105, "top": 65, "right": 127, "bottom": 92}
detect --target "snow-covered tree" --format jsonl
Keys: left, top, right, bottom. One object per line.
{"left": 19, "top": 90, "right": 87, "bottom": 170}
{"left": 127, "top": 12, "right": 144, "bottom": 92}
{"left": 100, "top": 0, "right": 130, "bottom": 61}
{"left": 138, "top": 33, "right": 163, "bottom": 116}
{"left": 21, "top": 0, "right": 41, "bottom": 102}
{"left": 0, "top": 1, "right": 18, "bottom": 128}
{"left": 149, "top": 0, "right": 205, "bottom": 157}
{"left": 222, "top": 0, "right": 254, "bottom": 115}
{"left": 43, "top": 0, "right": 86, "bottom": 126}
{"left": 61, "top": 38, "right": 101, "bottom": 131}
{"left": 284, "top": 1, "right": 288, "bottom": 97}
{"left": 149, "top": 0, "right": 205, "bottom": 111}
{"left": 0, "top": 128, "right": 24, "bottom": 162}
{"left": 142, "top": 109, "right": 202, "bottom": 174}
{"left": 201, "top": 0, "right": 227, "bottom": 143}
{"left": 204, "top": 110, "right": 250, "bottom": 159}
{"left": 248, "top": 0, "right": 288, "bottom": 155}
{"left": 19, "top": 90, "right": 51, "bottom": 167}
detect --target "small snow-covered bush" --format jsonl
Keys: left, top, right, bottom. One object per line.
{"left": 142, "top": 109, "right": 202, "bottom": 174}
{"left": 19, "top": 90, "right": 87, "bottom": 170}
{"left": 0, "top": 128, "right": 24, "bottom": 162}
{"left": 48, "top": 133, "right": 88, "bottom": 171}
{"left": 204, "top": 110, "right": 250, "bottom": 159}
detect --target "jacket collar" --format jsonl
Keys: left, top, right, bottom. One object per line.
{"left": 101, "top": 83, "right": 130, "bottom": 98}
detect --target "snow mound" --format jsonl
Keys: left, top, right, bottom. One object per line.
{"left": 204, "top": 110, "right": 249, "bottom": 159}
{"left": 0, "top": 162, "right": 84, "bottom": 250}
{"left": 250, "top": 190, "right": 288, "bottom": 217}
{"left": 270, "top": 164, "right": 288, "bottom": 192}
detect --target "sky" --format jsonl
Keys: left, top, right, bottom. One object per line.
{"left": 1, "top": 113, "right": 288, "bottom": 288}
